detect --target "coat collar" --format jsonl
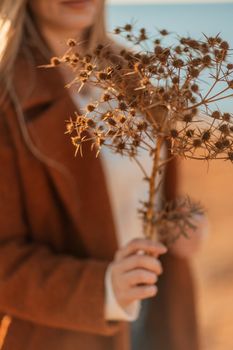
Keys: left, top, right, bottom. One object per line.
{"left": 13, "top": 45, "right": 65, "bottom": 111}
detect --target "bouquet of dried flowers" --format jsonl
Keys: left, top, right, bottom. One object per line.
{"left": 47, "top": 25, "right": 233, "bottom": 245}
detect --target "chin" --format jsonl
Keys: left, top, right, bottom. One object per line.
{"left": 59, "top": 9, "right": 96, "bottom": 32}
{"left": 59, "top": 1, "right": 96, "bottom": 25}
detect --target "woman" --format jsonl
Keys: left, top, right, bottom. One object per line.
{"left": 0, "top": 0, "right": 207, "bottom": 349}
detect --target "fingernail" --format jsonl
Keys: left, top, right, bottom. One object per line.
{"left": 137, "top": 249, "right": 145, "bottom": 255}
{"left": 160, "top": 244, "right": 167, "bottom": 252}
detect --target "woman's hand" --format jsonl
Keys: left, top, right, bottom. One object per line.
{"left": 169, "top": 213, "right": 209, "bottom": 258}
{"left": 110, "top": 238, "right": 167, "bottom": 310}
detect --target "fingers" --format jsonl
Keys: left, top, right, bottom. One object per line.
{"left": 123, "top": 269, "right": 158, "bottom": 286}
{"left": 111, "top": 238, "right": 167, "bottom": 309}
{"left": 126, "top": 285, "right": 158, "bottom": 303}
{"left": 118, "top": 254, "right": 163, "bottom": 275}
{"left": 115, "top": 238, "right": 167, "bottom": 261}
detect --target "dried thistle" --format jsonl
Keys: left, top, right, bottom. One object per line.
{"left": 50, "top": 25, "right": 233, "bottom": 243}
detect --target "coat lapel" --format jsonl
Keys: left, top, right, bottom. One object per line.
{"left": 12, "top": 47, "right": 118, "bottom": 260}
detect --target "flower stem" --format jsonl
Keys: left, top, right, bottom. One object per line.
{"left": 144, "top": 136, "right": 163, "bottom": 240}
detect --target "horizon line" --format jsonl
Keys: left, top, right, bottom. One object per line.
{"left": 107, "top": 0, "right": 233, "bottom": 5}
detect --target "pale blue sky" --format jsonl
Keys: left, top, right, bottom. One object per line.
{"left": 107, "top": 0, "right": 233, "bottom": 111}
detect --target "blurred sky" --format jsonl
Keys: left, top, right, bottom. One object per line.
{"left": 107, "top": 0, "right": 233, "bottom": 4}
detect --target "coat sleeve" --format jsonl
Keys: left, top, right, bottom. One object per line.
{"left": 0, "top": 108, "right": 122, "bottom": 336}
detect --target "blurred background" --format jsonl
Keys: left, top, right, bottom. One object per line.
{"left": 106, "top": 1, "right": 233, "bottom": 349}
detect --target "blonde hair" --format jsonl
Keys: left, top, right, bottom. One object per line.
{"left": 0, "top": 0, "right": 26, "bottom": 92}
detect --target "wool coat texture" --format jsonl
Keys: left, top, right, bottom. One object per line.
{"left": 0, "top": 46, "right": 200, "bottom": 350}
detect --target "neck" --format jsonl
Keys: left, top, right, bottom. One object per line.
{"left": 40, "top": 25, "right": 83, "bottom": 58}
{"left": 39, "top": 24, "right": 91, "bottom": 95}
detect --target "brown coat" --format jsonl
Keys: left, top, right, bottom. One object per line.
{"left": 0, "top": 48, "right": 199, "bottom": 350}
